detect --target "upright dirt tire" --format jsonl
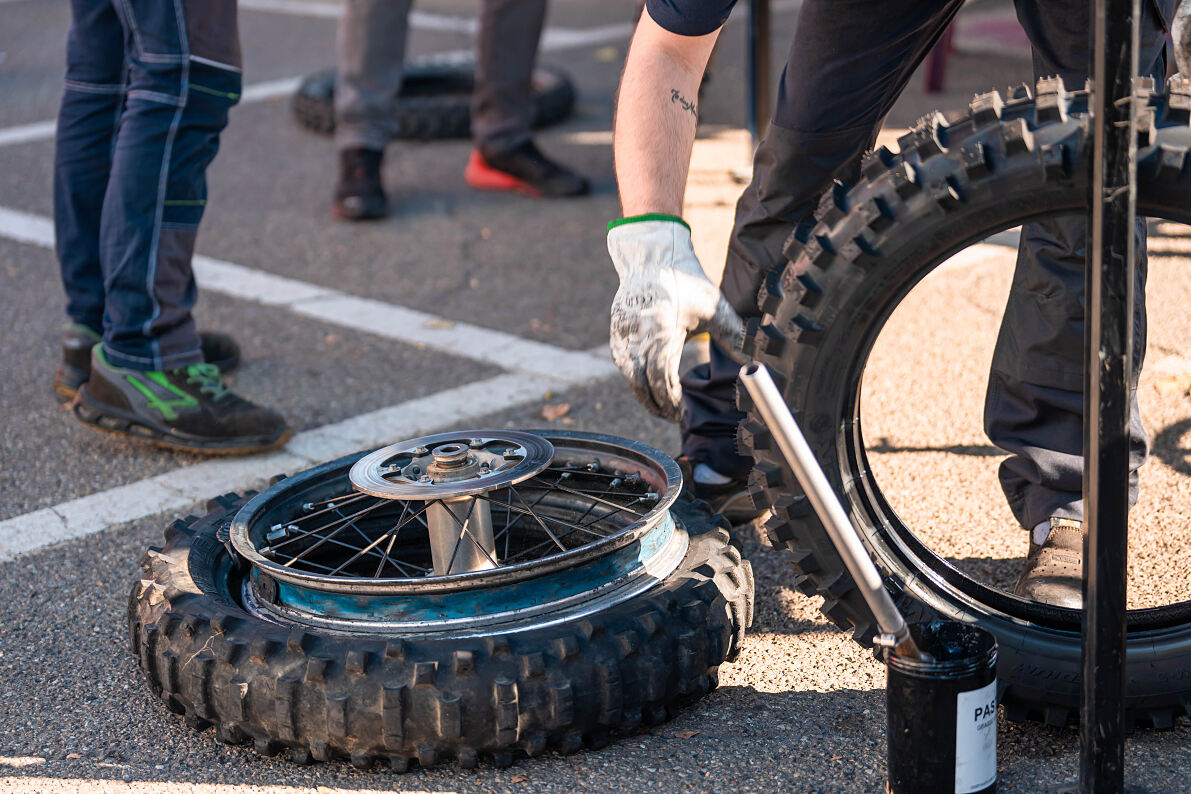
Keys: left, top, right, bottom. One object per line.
{"left": 292, "top": 61, "right": 576, "bottom": 140}
{"left": 129, "top": 483, "right": 752, "bottom": 770}
{"left": 740, "top": 75, "right": 1191, "bottom": 728}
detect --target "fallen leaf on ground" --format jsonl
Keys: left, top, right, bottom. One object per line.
{"left": 65, "top": 753, "right": 82, "bottom": 760}
{"left": 540, "top": 402, "right": 571, "bottom": 421}
{"left": 674, "top": 729, "right": 700, "bottom": 739}
{"left": 510, "top": 773, "right": 530, "bottom": 783}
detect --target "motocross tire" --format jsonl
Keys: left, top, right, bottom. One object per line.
{"left": 739, "top": 75, "right": 1191, "bottom": 729}
{"left": 291, "top": 61, "right": 576, "bottom": 140}
{"left": 128, "top": 479, "right": 753, "bottom": 770}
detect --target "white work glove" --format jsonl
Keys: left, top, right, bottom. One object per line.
{"left": 607, "top": 215, "right": 746, "bottom": 422}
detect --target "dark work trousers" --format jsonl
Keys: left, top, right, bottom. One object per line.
{"left": 681, "top": 0, "right": 1172, "bottom": 530}
{"left": 54, "top": 0, "right": 241, "bottom": 371}
{"left": 334, "top": 0, "right": 547, "bottom": 154}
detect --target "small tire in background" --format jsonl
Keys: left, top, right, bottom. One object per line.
{"left": 292, "top": 60, "right": 577, "bottom": 140}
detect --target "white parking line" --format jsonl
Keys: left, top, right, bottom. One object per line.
{"left": 0, "top": 120, "right": 57, "bottom": 149}
{"left": 0, "top": 371, "right": 565, "bottom": 561}
{"left": 0, "top": 206, "right": 616, "bottom": 382}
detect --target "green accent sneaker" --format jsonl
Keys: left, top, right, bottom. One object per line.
{"left": 54, "top": 324, "right": 241, "bottom": 402}
{"left": 73, "top": 345, "right": 290, "bottom": 455}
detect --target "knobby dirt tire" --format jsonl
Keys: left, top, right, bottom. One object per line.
{"left": 739, "top": 75, "right": 1191, "bottom": 728}
{"left": 291, "top": 61, "right": 576, "bottom": 140}
{"left": 128, "top": 487, "right": 753, "bottom": 770}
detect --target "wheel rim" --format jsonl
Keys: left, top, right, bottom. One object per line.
{"left": 840, "top": 213, "right": 1191, "bottom": 633}
{"left": 230, "top": 430, "right": 689, "bottom": 635}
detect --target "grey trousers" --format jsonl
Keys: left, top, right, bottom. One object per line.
{"left": 334, "top": 0, "right": 547, "bottom": 153}
{"left": 683, "top": 0, "right": 1172, "bottom": 529}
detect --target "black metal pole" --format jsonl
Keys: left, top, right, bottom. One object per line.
{"left": 745, "top": 0, "right": 771, "bottom": 144}
{"left": 1081, "top": 0, "right": 1139, "bottom": 790}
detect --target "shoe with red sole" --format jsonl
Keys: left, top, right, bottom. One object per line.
{"left": 465, "top": 141, "right": 590, "bottom": 198}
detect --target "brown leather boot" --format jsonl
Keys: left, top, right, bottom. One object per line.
{"left": 1012, "top": 517, "right": 1085, "bottom": 609}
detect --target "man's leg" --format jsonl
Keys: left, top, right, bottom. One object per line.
{"left": 77, "top": 0, "right": 288, "bottom": 453}
{"left": 464, "top": 0, "right": 588, "bottom": 197}
{"left": 332, "top": 0, "right": 413, "bottom": 219}
{"left": 52, "top": 0, "right": 127, "bottom": 397}
{"left": 988, "top": 0, "right": 1171, "bottom": 604}
{"left": 681, "top": 0, "right": 965, "bottom": 492}
{"left": 987, "top": 0, "right": 1170, "bottom": 531}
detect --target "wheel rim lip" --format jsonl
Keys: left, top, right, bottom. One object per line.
{"left": 840, "top": 204, "right": 1191, "bottom": 633}
{"left": 229, "top": 429, "right": 683, "bottom": 596}
{"left": 240, "top": 512, "right": 689, "bottom": 636}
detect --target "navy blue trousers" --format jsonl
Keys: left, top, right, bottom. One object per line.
{"left": 54, "top": 0, "right": 241, "bottom": 371}
{"left": 681, "top": 0, "right": 1171, "bottom": 528}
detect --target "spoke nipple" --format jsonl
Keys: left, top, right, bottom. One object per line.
{"left": 644, "top": 492, "right": 659, "bottom": 501}
{"left": 301, "top": 503, "right": 314, "bottom": 512}
{"left": 503, "top": 448, "right": 519, "bottom": 459}
{"left": 610, "top": 478, "right": 622, "bottom": 488}
{"left": 327, "top": 502, "right": 337, "bottom": 510}
{"left": 559, "top": 471, "right": 572, "bottom": 480}
{"left": 587, "top": 460, "right": 601, "bottom": 472}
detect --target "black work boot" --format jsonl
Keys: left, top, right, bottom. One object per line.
{"left": 74, "top": 345, "right": 290, "bottom": 455}
{"left": 1012, "top": 517, "right": 1085, "bottom": 609}
{"left": 333, "top": 147, "right": 388, "bottom": 221}
{"left": 676, "top": 455, "right": 764, "bottom": 525}
{"left": 54, "top": 323, "right": 241, "bottom": 401}
{"left": 465, "top": 141, "right": 590, "bottom": 198}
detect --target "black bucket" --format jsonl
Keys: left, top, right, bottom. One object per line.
{"left": 886, "top": 621, "right": 998, "bottom": 794}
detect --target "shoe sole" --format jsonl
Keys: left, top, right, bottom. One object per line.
{"left": 464, "top": 165, "right": 544, "bottom": 198}
{"left": 331, "top": 205, "right": 388, "bottom": 222}
{"left": 73, "top": 386, "right": 292, "bottom": 456}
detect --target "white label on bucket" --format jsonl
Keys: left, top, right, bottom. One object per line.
{"left": 954, "top": 680, "right": 997, "bottom": 793}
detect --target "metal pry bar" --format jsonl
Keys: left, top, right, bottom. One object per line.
{"left": 739, "top": 361, "right": 929, "bottom": 661}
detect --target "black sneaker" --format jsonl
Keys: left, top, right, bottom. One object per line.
{"left": 53, "top": 324, "right": 241, "bottom": 401}
{"left": 73, "top": 345, "right": 290, "bottom": 455}
{"left": 677, "top": 455, "right": 764, "bottom": 525}
{"left": 333, "top": 147, "right": 388, "bottom": 221}
{"left": 464, "top": 141, "right": 590, "bottom": 198}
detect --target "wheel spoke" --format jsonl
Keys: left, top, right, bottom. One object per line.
{"left": 249, "top": 439, "right": 671, "bottom": 582}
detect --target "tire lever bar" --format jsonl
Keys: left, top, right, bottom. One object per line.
{"left": 739, "top": 362, "right": 930, "bottom": 662}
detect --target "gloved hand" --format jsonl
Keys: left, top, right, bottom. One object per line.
{"left": 607, "top": 215, "right": 746, "bottom": 422}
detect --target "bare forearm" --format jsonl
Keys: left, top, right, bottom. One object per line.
{"left": 614, "top": 13, "right": 718, "bottom": 217}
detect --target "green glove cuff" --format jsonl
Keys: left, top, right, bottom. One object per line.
{"left": 607, "top": 213, "right": 691, "bottom": 233}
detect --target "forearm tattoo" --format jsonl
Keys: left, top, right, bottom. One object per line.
{"left": 669, "top": 88, "right": 697, "bottom": 120}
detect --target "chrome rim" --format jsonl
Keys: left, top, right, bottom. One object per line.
{"left": 230, "top": 430, "right": 688, "bottom": 634}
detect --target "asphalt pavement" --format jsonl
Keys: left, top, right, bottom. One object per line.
{"left": 3, "top": 0, "right": 1191, "bottom": 791}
